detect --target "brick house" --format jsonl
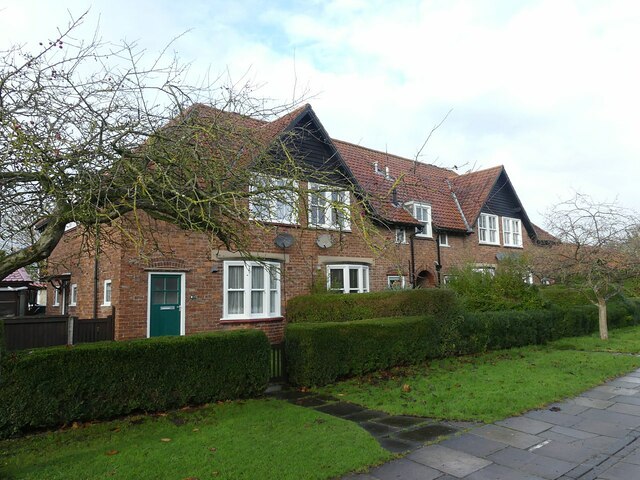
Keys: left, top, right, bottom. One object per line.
{"left": 45, "top": 104, "right": 553, "bottom": 343}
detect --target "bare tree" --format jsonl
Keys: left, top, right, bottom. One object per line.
{"left": 532, "top": 193, "right": 640, "bottom": 340}
{"left": 0, "top": 12, "right": 365, "bottom": 280}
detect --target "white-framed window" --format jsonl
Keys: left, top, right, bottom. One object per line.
{"left": 308, "top": 183, "right": 351, "bottom": 230}
{"left": 53, "top": 288, "right": 60, "bottom": 306}
{"left": 524, "top": 272, "right": 534, "bottom": 285}
{"left": 472, "top": 266, "right": 496, "bottom": 277}
{"left": 249, "top": 175, "right": 298, "bottom": 225}
{"left": 438, "top": 233, "right": 449, "bottom": 247}
{"left": 502, "top": 217, "right": 523, "bottom": 247}
{"left": 406, "top": 202, "right": 432, "bottom": 238}
{"left": 395, "top": 227, "right": 407, "bottom": 244}
{"left": 103, "top": 280, "right": 112, "bottom": 306}
{"left": 69, "top": 284, "right": 78, "bottom": 306}
{"left": 478, "top": 213, "right": 499, "bottom": 245}
{"left": 327, "top": 264, "right": 369, "bottom": 294}
{"left": 223, "top": 261, "right": 281, "bottom": 320}
{"left": 387, "top": 275, "right": 407, "bottom": 289}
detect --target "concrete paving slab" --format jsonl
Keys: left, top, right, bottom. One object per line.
{"left": 578, "top": 407, "right": 640, "bottom": 428}
{"left": 466, "top": 463, "right": 545, "bottom": 480}
{"left": 395, "top": 424, "right": 458, "bottom": 443}
{"left": 359, "top": 421, "right": 400, "bottom": 437}
{"left": 540, "top": 430, "right": 583, "bottom": 444}
{"left": 572, "top": 397, "right": 614, "bottom": 410}
{"left": 621, "top": 449, "right": 640, "bottom": 465}
{"left": 488, "top": 446, "right": 576, "bottom": 479}
{"left": 609, "top": 380, "right": 640, "bottom": 389}
{"left": 375, "top": 436, "right": 420, "bottom": 454}
{"left": 440, "top": 433, "right": 508, "bottom": 457}
{"left": 570, "top": 418, "right": 633, "bottom": 438}
{"left": 523, "top": 410, "right": 582, "bottom": 428}
{"left": 592, "top": 385, "right": 639, "bottom": 396}
{"left": 289, "top": 396, "right": 327, "bottom": 407}
{"left": 369, "top": 458, "right": 442, "bottom": 480}
{"left": 617, "top": 375, "right": 640, "bottom": 384}
{"left": 344, "top": 410, "right": 388, "bottom": 422}
{"left": 315, "top": 402, "right": 365, "bottom": 417}
{"left": 548, "top": 425, "right": 600, "bottom": 440}
{"left": 534, "top": 441, "right": 601, "bottom": 464}
{"left": 546, "top": 403, "right": 589, "bottom": 416}
{"left": 581, "top": 389, "right": 618, "bottom": 400}
{"left": 342, "top": 474, "right": 378, "bottom": 480}
{"left": 496, "top": 417, "right": 554, "bottom": 435}
{"left": 472, "top": 424, "right": 543, "bottom": 449}
{"left": 609, "top": 394, "right": 640, "bottom": 406}
{"left": 408, "top": 444, "right": 492, "bottom": 477}
{"left": 607, "top": 402, "right": 640, "bottom": 417}
{"left": 373, "top": 415, "right": 429, "bottom": 428}
{"left": 571, "top": 435, "right": 625, "bottom": 453}
{"left": 599, "top": 460, "right": 640, "bottom": 480}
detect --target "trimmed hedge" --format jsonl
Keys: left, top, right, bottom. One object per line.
{"left": 286, "top": 289, "right": 459, "bottom": 323}
{"left": 286, "top": 316, "right": 446, "bottom": 386}
{"left": 286, "top": 300, "right": 640, "bottom": 387}
{"left": 0, "top": 330, "right": 270, "bottom": 438}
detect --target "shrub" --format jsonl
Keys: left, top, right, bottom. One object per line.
{"left": 286, "top": 289, "right": 459, "bottom": 323}
{"left": 286, "top": 316, "right": 452, "bottom": 386}
{"left": 445, "top": 262, "right": 546, "bottom": 312}
{"left": 0, "top": 330, "right": 270, "bottom": 438}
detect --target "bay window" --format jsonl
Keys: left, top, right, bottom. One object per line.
{"left": 327, "top": 264, "right": 369, "bottom": 294}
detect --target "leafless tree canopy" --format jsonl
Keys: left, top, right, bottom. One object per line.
{"left": 0, "top": 12, "right": 349, "bottom": 280}
{"left": 532, "top": 192, "right": 640, "bottom": 339}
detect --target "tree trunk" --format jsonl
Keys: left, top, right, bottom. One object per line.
{"left": 597, "top": 297, "right": 608, "bottom": 340}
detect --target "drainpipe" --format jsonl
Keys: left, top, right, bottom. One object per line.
{"left": 409, "top": 230, "right": 416, "bottom": 288}
{"left": 93, "top": 224, "right": 100, "bottom": 320}
{"left": 435, "top": 231, "right": 442, "bottom": 286}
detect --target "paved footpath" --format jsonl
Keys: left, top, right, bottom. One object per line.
{"left": 340, "top": 368, "right": 640, "bottom": 480}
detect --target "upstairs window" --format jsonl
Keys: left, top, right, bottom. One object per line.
{"left": 327, "top": 264, "right": 369, "bottom": 294}
{"left": 478, "top": 213, "right": 499, "bottom": 245}
{"left": 223, "top": 261, "right": 281, "bottom": 320}
{"left": 438, "top": 233, "right": 449, "bottom": 247}
{"left": 249, "top": 175, "right": 298, "bottom": 225}
{"left": 395, "top": 227, "right": 407, "bottom": 244}
{"left": 69, "top": 284, "right": 78, "bottom": 306}
{"left": 53, "top": 288, "right": 60, "bottom": 306}
{"left": 502, "top": 217, "right": 523, "bottom": 247}
{"left": 308, "top": 183, "right": 351, "bottom": 230}
{"left": 103, "top": 280, "right": 112, "bottom": 306}
{"left": 406, "top": 202, "right": 432, "bottom": 238}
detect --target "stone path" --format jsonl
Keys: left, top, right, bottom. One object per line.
{"left": 272, "top": 368, "right": 640, "bottom": 479}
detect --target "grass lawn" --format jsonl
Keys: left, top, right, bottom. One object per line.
{"left": 550, "top": 325, "right": 640, "bottom": 353}
{"left": 317, "top": 346, "right": 640, "bottom": 423}
{"left": 0, "top": 399, "right": 391, "bottom": 480}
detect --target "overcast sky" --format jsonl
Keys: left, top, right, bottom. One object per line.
{"left": 2, "top": 0, "right": 639, "bottom": 226}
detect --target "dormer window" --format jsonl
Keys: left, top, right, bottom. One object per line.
{"left": 502, "top": 217, "right": 523, "bottom": 247}
{"left": 406, "top": 202, "right": 432, "bottom": 238}
{"left": 308, "top": 183, "right": 351, "bottom": 231}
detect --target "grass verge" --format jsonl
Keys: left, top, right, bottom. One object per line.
{"left": 317, "top": 346, "right": 640, "bottom": 423}
{"left": 550, "top": 325, "right": 640, "bottom": 353}
{"left": 0, "top": 399, "right": 391, "bottom": 480}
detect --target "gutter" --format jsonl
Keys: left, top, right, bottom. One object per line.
{"left": 447, "top": 179, "right": 473, "bottom": 232}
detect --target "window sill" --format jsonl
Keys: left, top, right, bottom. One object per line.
{"left": 503, "top": 245, "right": 524, "bottom": 249}
{"left": 478, "top": 241, "right": 501, "bottom": 246}
{"left": 308, "top": 224, "right": 351, "bottom": 232}
{"left": 415, "top": 234, "right": 433, "bottom": 239}
{"left": 220, "top": 316, "right": 284, "bottom": 324}
{"left": 252, "top": 219, "right": 299, "bottom": 227}
{"left": 101, "top": 303, "right": 112, "bottom": 307}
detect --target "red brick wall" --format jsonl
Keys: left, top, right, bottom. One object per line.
{"left": 46, "top": 208, "right": 543, "bottom": 344}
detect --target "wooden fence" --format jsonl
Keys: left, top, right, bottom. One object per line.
{"left": 2, "top": 314, "right": 115, "bottom": 351}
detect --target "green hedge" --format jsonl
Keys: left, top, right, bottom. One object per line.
{"left": 286, "top": 316, "right": 449, "bottom": 386}
{"left": 0, "top": 330, "right": 270, "bottom": 438}
{"left": 286, "top": 300, "right": 640, "bottom": 387}
{"left": 286, "top": 289, "right": 459, "bottom": 323}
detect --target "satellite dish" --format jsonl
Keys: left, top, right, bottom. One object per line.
{"left": 274, "top": 233, "right": 294, "bottom": 249}
{"left": 316, "top": 233, "right": 333, "bottom": 249}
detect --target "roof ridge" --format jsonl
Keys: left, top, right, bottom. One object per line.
{"left": 332, "top": 138, "right": 456, "bottom": 175}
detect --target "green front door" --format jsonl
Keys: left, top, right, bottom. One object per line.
{"left": 149, "top": 274, "right": 182, "bottom": 337}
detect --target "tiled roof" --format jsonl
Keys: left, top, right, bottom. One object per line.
{"left": 450, "top": 166, "right": 504, "bottom": 227}
{"left": 333, "top": 140, "right": 468, "bottom": 231}
{"left": 1, "top": 267, "right": 33, "bottom": 283}
{"left": 532, "top": 223, "right": 558, "bottom": 243}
